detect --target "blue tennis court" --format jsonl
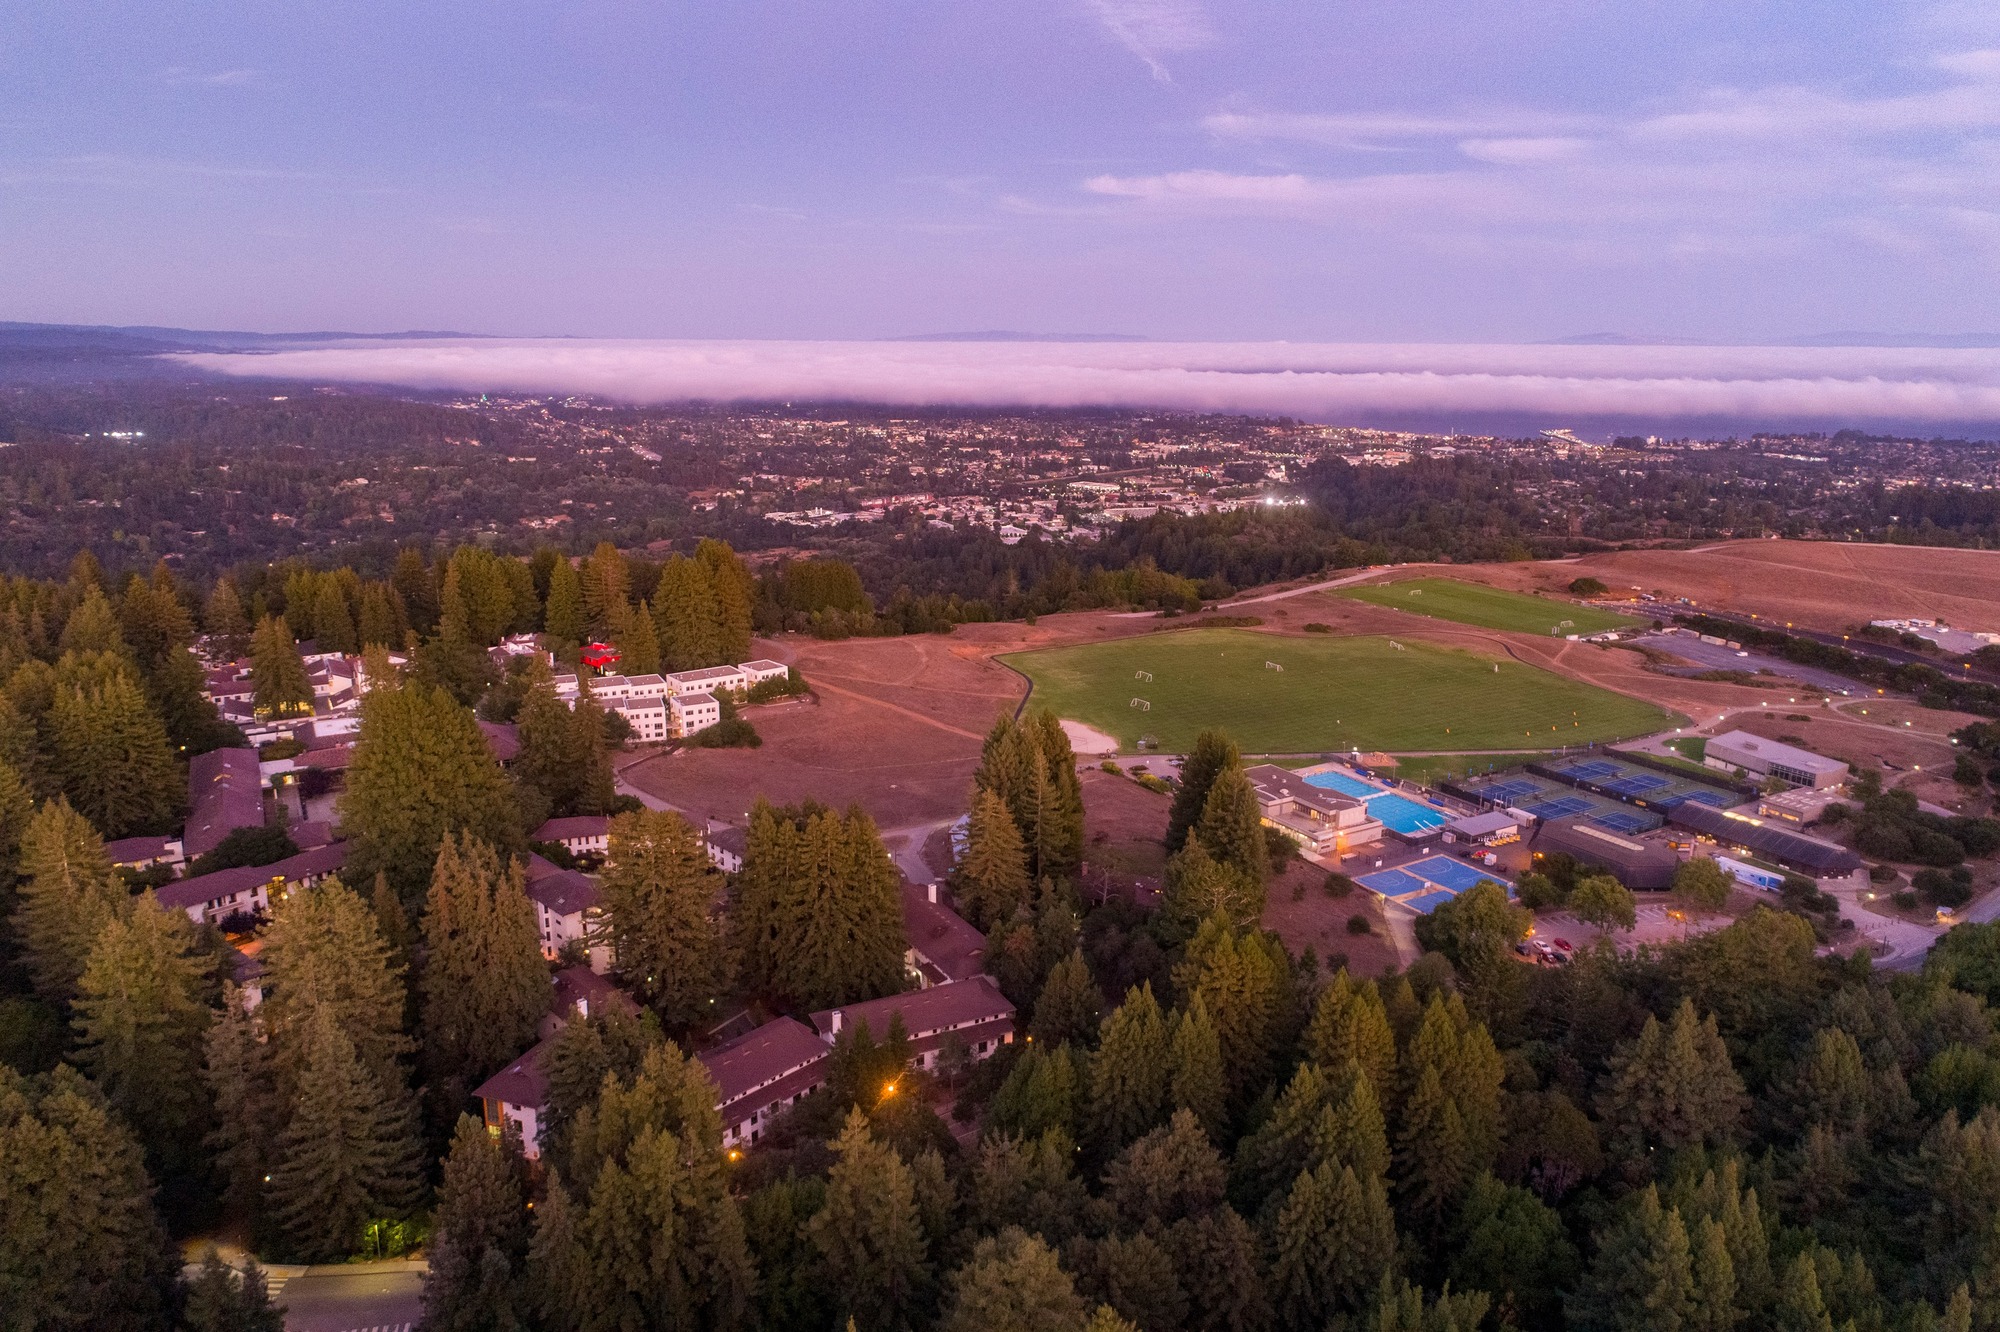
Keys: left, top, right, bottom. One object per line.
{"left": 1525, "top": 795, "right": 1595, "bottom": 820}
{"left": 1403, "top": 857, "right": 1494, "bottom": 891}
{"left": 1368, "top": 792, "right": 1448, "bottom": 835}
{"left": 1304, "top": 770, "right": 1383, "bottom": 798}
{"left": 1476, "top": 779, "right": 1544, "bottom": 804}
{"left": 1357, "top": 868, "right": 1428, "bottom": 896}
{"left": 1676, "top": 788, "right": 1737, "bottom": 809}
{"left": 1606, "top": 774, "right": 1669, "bottom": 795}
{"left": 1403, "top": 890, "right": 1456, "bottom": 914}
{"left": 1592, "top": 810, "right": 1661, "bottom": 834}
{"left": 1559, "top": 759, "right": 1622, "bottom": 780}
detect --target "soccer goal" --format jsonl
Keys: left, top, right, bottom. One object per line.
{"left": 1134, "top": 670, "right": 1153, "bottom": 681}
{"left": 1265, "top": 661, "right": 1284, "bottom": 672}
{"left": 1389, "top": 640, "right": 1406, "bottom": 651}
{"left": 1130, "top": 698, "right": 1151, "bottom": 711}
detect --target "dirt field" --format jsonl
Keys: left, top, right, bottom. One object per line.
{"left": 1262, "top": 860, "right": 1401, "bottom": 977}
{"left": 1078, "top": 767, "right": 1172, "bottom": 899}
{"left": 1437, "top": 540, "right": 2000, "bottom": 637}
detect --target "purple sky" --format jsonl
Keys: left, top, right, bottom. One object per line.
{"left": 8, "top": 2, "right": 2000, "bottom": 342}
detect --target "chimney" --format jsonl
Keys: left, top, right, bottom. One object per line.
{"left": 830, "top": 1009, "right": 843, "bottom": 1034}
{"left": 927, "top": 882, "right": 938, "bottom": 904}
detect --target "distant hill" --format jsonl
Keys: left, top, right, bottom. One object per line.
{"left": 0, "top": 322, "right": 486, "bottom": 385}
{"left": 1545, "top": 330, "right": 2000, "bottom": 349}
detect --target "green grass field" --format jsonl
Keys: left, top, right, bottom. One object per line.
{"left": 1336, "top": 578, "right": 1637, "bottom": 636}
{"left": 1005, "top": 628, "right": 1677, "bottom": 754}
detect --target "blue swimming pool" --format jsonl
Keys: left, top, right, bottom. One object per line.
{"left": 1304, "top": 770, "right": 1383, "bottom": 798}
{"left": 1367, "top": 792, "right": 1449, "bottom": 835}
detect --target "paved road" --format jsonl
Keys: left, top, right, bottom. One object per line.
{"left": 276, "top": 1262, "right": 424, "bottom": 1332}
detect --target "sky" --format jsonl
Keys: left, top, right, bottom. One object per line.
{"left": 8, "top": 1, "right": 2000, "bottom": 344}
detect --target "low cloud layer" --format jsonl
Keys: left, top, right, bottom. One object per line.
{"left": 174, "top": 339, "right": 2000, "bottom": 431}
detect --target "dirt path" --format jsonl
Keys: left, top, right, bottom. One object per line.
{"left": 803, "top": 676, "right": 992, "bottom": 742}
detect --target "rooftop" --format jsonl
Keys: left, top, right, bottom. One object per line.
{"left": 184, "top": 747, "right": 264, "bottom": 858}
{"left": 811, "top": 975, "right": 1014, "bottom": 1043}
{"left": 698, "top": 1016, "right": 830, "bottom": 1110}
{"left": 535, "top": 815, "right": 611, "bottom": 842}
{"left": 472, "top": 1037, "right": 552, "bottom": 1108}
{"left": 526, "top": 869, "right": 601, "bottom": 918}
{"left": 157, "top": 841, "right": 347, "bottom": 913}
{"left": 1706, "top": 730, "right": 1849, "bottom": 777}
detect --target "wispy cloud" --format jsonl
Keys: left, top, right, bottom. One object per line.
{"left": 1096, "top": 49, "right": 2000, "bottom": 261}
{"left": 173, "top": 338, "right": 2000, "bottom": 428}
{"left": 1084, "top": 0, "right": 1212, "bottom": 83}
{"left": 162, "top": 66, "right": 262, "bottom": 88}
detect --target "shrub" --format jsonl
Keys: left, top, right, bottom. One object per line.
{"left": 1819, "top": 802, "right": 1852, "bottom": 825}
{"left": 259, "top": 736, "right": 305, "bottom": 760}
{"left": 1135, "top": 774, "right": 1173, "bottom": 795}
{"left": 1303, "top": 623, "right": 1333, "bottom": 634}
{"left": 1915, "top": 866, "right": 1976, "bottom": 909}
{"left": 1569, "top": 577, "right": 1608, "bottom": 596}
{"left": 1266, "top": 826, "right": 1300, "bottom": 875}
{"left": 1292, "top": 880, "right": 1307, "bottom": 902}
{"left": 186, "top": 824, "right": 301, "bottom": 878}
{"left": 1912, "top": 829, "right": 1967, "bottom": 868}
{"left": 1514, "top": 871, "right": 1566, "bottom": 912}
{"left": 1101, "top": 760, "right": 1120, "bottom": 773}
{"left": 1868, "top": 863, "right": 1899, "bottom": 883}
{"left": 1892, "top": 890, "right": 1920, "bottom": 911}
{"left": 1324, "top": 872, "right": 1356, "bottom": 898}
{"left": 1346, "top": 913, "right": 1373, "bottom": 936}
{"left": 694, "top": 718, "right": 762, "bottom": 749}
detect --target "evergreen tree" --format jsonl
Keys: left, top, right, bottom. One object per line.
{"left": 72, "top": 891, "right": 213, "bottom": 1190}
{"left": 1232, "top": 1061, "right": 1335, "bottom": 1215}
{"left": 1597, "top": 998, "right": 1749, "bottom": 1156}
{"left": 1362, "top": 1273, "right": 1492, "bottom": 1332}
{"left": 341, "top": 681, "right": 523, "bottom": 908}
{"left": 0, "top": 1065, "right": 178, "bottom": 1332}
{"left": 267, "top": 1010, "right": 427, "bottom": 1262}
{"left": 1159, "top": 835, "right": 1260, "bottom": 944}
{"left": 1396, "top": 1063, "right": 1472, "bottom": 1228}
{"left": 808, "top": 1108, "right": 932, "bottom": 1332}
{"left": 733, "top": 800, "right": 907, "bottom": 1010}
{"left": 956, "top": 787, "right": 1031, "bottom": 931}
{"left": 117, "top": 571, "right": 194, "bottom": 671}
{"left": 249, "top": 615, "right": 312, "bottom": 716}
{"left": 1167, "top": 729, "right": 1239, "bottom": 854}
{"left": 49, "top": 671, "right": 183, "bottom": 837}
{"left": 580, "top": 541, "right": 631, "bottom": 639}
{"left": 655, "top": 555, "right": 724, "bottom": 670}
{"left": 357, "top": 581, "right": 407, "bottom": 649}
{"left": 313, "top": 578, "right": 359, "bottom": 655}
{"left": 968, "top": 1129, "right": 1089, "bottom": 1246}
{"left": 742, "top": 1173, "right": 832, "bottom": 1332}
{"left": 419, "top": 834, "right": 549, "bottom": 1128}
{"left": 987, "top": 1042, "right": 1087, "bottom": 1142}
{"left": 696, "top": 539, "right": 756, "bottom": 663}
{"left": 1305, "top": 969, "right": 1397, "bottom": 1105}
{"left": 204, "top": 987, "right": 277, "bottom": 1233}
{"left": 1269, "top": 1159, "right": 1397, "bottom": 1329}
{"left": 1104, "top": 1109, "right": 1229, "bottom": 1225}
{"left": 1089, "top": 983, "right": 1173, "bottom": 1159}
{"left": 599, "top": 808, "right": 733, "bottom": 1027}
{"left": 1169, "top": 995, "right": 1228, "bottom": 1140}
{"left": 568, "top": 684, "right": 618, "bottom": 817}
{"left": 939, "top": 1227, "right": 1087, "bottom": 1332}
{"left": 514, "top": 662, "right": 585, "bottom": 817}
{"left": 420, "top": 1115, "right": 530, "bottom": 1332}
{"left": 1446, "top": 1174, "right": 1580, "bottom": 1331}
{"left": 59, "top": 584, "right": 125, "bottom": 655}
{"left": 1174, "top": 915, "right": 1293, "bottom": 1102}
{"left": 260, "top": 877, "right": 415, "bottom": 1105}
{"left": 1192, "top": 763, "right": 1266, "bottom": 889}
{"left": 415, "top": 570, "right": 501, "bottom": 706}
{"left": 542, "top": 555, "right": 586, "bottom": 646}
{"left": 1026, "top": 710, "right": 1084, "bottom": 881}
{"left": 1312, "top": 1062, "right": 1392, "bottom": 1184}
{"left": 1569, "top": 1186, "right": 1696, "bottom": 1332}
{"left": 1161, "top": 1205, "right": 1272, "bottom": 1332}
{"left": 539, "top": 1003, "right": 656, "bottom": 1167}
{"left": 617, "top": 599, "right": 663, "bottom": 675}
{"left": 556, "top": 1041, "right": 754, "bottom": 1330}
{"left": 393, "top": 548, "right": 441, "bottom": 635}
{"left": 204, "top": 578, "right": 253, "bottom": 660}
{"left": 13, "top": 797, "right": 127, "bottom": 1002}
{"left": 180, "top": 1249, "right": 287, "bottom": 1332}
{"left": 1030, "top": 948, "right": 1102, "bottom": 1049}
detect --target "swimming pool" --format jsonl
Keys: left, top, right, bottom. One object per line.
{"left": 1368, "top": 792, "right": 1449, "bottom": 835}
{"left": 1304, "top": 770, "right": 1383, "bottom": 798}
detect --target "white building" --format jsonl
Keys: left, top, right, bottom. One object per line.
{"left": 1704, "top": 730, "right": 1849, "bottom": 789}
{"left": 670, "top": 692, "right": 721, "bottom": 737}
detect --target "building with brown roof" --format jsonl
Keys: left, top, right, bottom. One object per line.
{"left": 901, "top": 882, "right": 987, "bottom": 987}
{"left": 534, "top": 815, "right": 611, "bottom": 857}
{"left": 474, "top": 1039, "right": 553, "bottom": 1159}
{"left": 699, "top": 1016, "right": 832, "bottom": 1149}
{"left": 184, "top": 747, "right": 265, "bottom": 858}
{"left": 811, "top": 976, "right": 1015, "bottom": 1074}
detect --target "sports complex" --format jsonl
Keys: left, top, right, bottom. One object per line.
{"left": 1354, "top": 856, "right": 1510, "bottom": 915}
{"left": 1004, "top": 628, "right": 1678, "bottom": 754}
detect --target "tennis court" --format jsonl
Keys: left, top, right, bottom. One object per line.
{"left": 1454, "top": 769, "right": 1666, "bottom": 833}
{"left": 1403, "top": 856, "right": 1497, "bottom": 892}
{"left": 1539, "top": 753, "right": 1745, "bottom": 815}
{"left": 1357, "top": 868, "right": 1429, "bottom": 896}
{"left": 1356, "top": 856, "right": 1512, "bottom": 913}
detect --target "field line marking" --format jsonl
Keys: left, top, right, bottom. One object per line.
{"left": 807, "top": 677, "right": 989, "bottom": 741}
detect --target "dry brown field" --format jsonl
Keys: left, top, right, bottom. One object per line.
{"left": 1434, "top": 539, "right": 2000, "bottom": 635}
{"left": 1262, "top": 860, "right": 1401, "bottom": 977}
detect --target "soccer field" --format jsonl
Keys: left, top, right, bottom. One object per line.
{"left": 1336, "top": 578, "right": 1638, "bottom": 636}
{"left": 1004, "top": 628, "right": 1677, "bottom": 753}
